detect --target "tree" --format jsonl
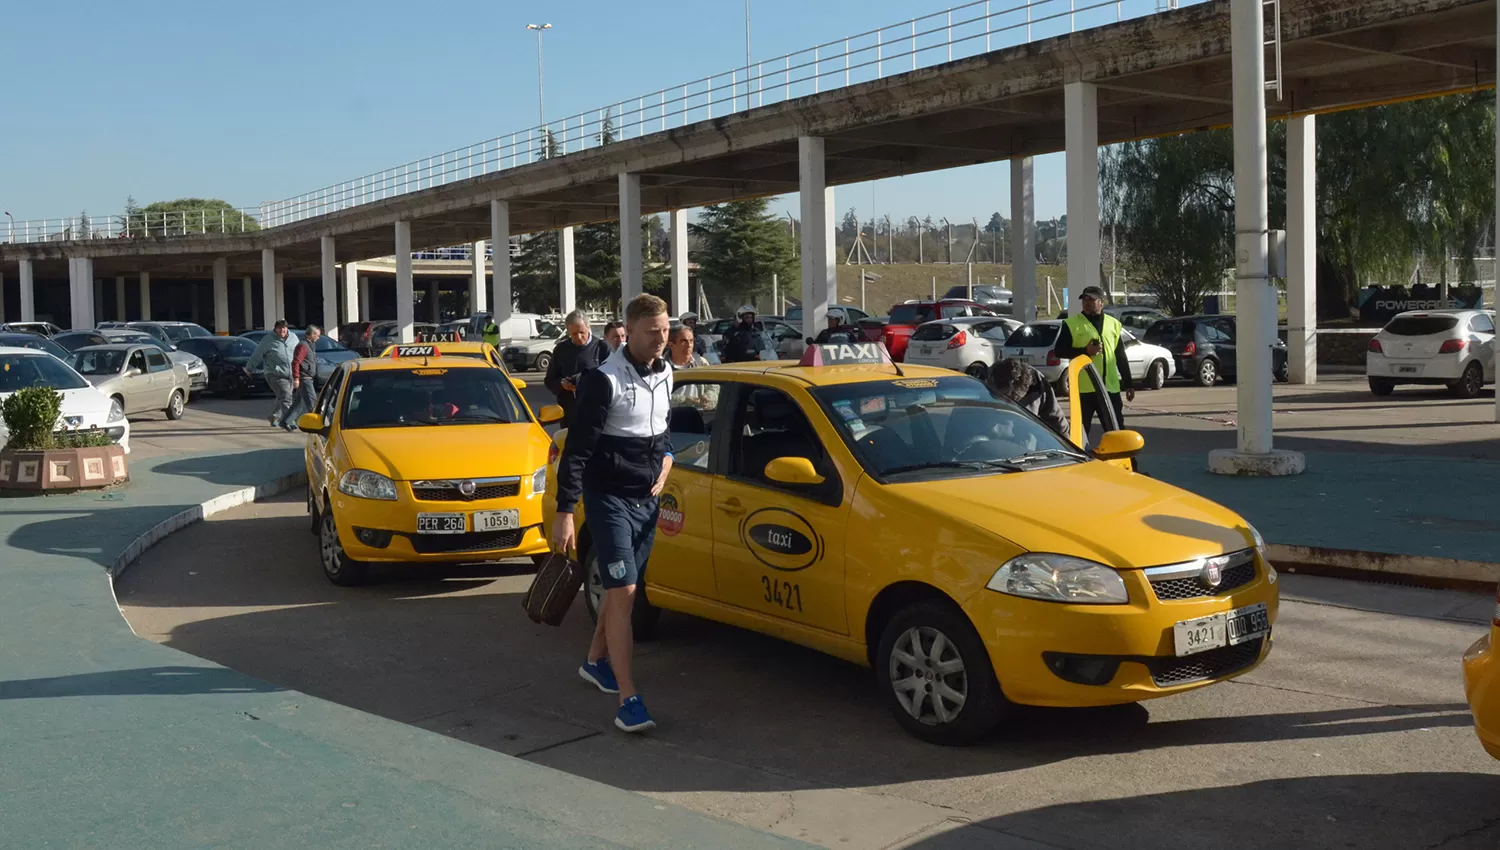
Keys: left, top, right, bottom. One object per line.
{"left": 512, "top": 232, "right": 560, "bottom": 313}
{"left": 76, "top": 210, "right": 90, "bottom": 240}
{"left": 133, "top": 198, "right": 258, "bottom": 237}
{"left": 984, "top": 213, "right": 1006, "bottom": 235}
{"left": 692, "top": 199, "right": 800, "bottom": 308}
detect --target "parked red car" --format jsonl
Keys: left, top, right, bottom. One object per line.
{"left": 862, "top": 299, "right": 996, "bottom": 361}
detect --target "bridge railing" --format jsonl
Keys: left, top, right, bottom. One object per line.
{"left": 4, "top": 209, "right": 262, "bottom": 244}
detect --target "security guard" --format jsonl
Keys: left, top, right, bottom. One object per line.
{"left": 481, "top": 315, "right": 501, "bottom": 348}
{"left": 721, "top": 305, "right": 768, "bottom": 363}
{"left": 1053, "top": 285, "right": 1134, "bottom": 439}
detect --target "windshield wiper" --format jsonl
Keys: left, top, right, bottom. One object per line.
{"left": 446, "top": 414, "right": 512, "bottom": 424}
{"left": 882, "top": 459, "right": 1023, "bottom": 475}
{"left": 1002, "top": 448, "right": 1088, "bottom": 464}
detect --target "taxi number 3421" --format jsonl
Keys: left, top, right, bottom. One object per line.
{"left": 1173, "top": 602, "right": 1270, "bottom": 657}
{"left": 762, "top": 576, "right": 803, "bottom": 612}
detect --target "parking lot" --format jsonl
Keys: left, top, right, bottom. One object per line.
{"left": 112, "top": 384, "right": 1500, "bottom": 850}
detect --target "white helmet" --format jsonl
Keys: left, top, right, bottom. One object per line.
{"left": 680, "top": 311, "right": 698, "bottom": 322}
{"left": 737, "top": 304, "right": 757, "bottom": 317}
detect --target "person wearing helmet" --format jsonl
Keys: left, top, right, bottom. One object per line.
{"left": 679, "top": 312, "right": 708, "bottom": 357}
{"left": 721, "top": 305, "right": 768, "bottom": 363}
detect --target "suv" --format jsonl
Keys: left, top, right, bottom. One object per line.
{"left": 1142, "top": 315, "right": 1289, "bottom": 387}
{"left": 1367, "top": 309, "right": 1495, "bottom": 398}
{"left": 942, "top": 284, "right": 1012, "bottom": 313}
{"left": 864, "top": 299, "right": 995, "bottom": 362}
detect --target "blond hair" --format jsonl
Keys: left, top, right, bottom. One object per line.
{"left": 624, "top": 293, "right": 668, "bottom": 324}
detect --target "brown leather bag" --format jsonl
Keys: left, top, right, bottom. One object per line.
{"left": 522, "top": 552, "right": 583, "bottom": 626}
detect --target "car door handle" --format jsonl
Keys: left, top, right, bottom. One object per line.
{"left": 716, "top": 498, "right": 746, "bottom": 517}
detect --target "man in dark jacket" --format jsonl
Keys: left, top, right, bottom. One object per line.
{"left": 989, "top": 357, "right": 1068, "bottom": 440}
{"left": 721, "top": 305, "right": 768, "bottom": 363}
{"left": 544, "top": 310, "right": 611, "bottom": 422}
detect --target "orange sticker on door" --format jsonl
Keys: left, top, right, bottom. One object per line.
{"left": 658, "top": 492, "right": 685, "bottom": 536}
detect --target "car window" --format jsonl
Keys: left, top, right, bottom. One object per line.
{"left": 1470, "top": 314, "right": 1496, "bottom": 334}
{"left": 1005, "top": 324, "right": 1060, "bottom": 348}
{"left": 668, "top": 381, "right": 725, "bottom": 470}
{"left": 940, "top": 305, "right": 971, "bottom": 319}
{"left": 1207, "top": 319, "right": 1237, "bottom": 341}
{"left": 178, "top": 339, "right": 213, "bottom": 359}
{"left": 72, "top": 349, "right": 127, "bottom": 376}
{"left": 1143, "top": 321, "right": 1179, "bottom": 344}
{"left": 979, "top": 322, "right": 1016, "bottom": 342}
{"left": 128, "top": 351, "right": 149, "bottom": 374}
{"left": 56, "top": 333, "right": 108, "bottom": 351}
{"left": 728, "top": 387, "right": 827, "bottom": 493}
{"left": 846, "top": 308, "right": 868, "bottom": 321}
{"left": 146, "top": 351, "right": 171, "bottom": 372}
{"left": 317, "top": 367, "right": 347, "bottom": 420}
{"left": 911, "top": 324, "right": 956, "bottom": 341}
{"left": 1385, "top": 315, "right": 1460, "bottom": 336}
{"left": 1198, "top": 322, "right": 1231, "bottom": 343}
{"left": 888, "top": 304, "right": 936, "bottom": 325}
{"left": 313, "top": 337, "right": 349, "bottom": 353}
{"left": 341, "top": 367, "right": 527, "bottom": 428}
{"left": 0, "top": 352, "right": 89, "bottom": 391}
{"left": 536, "top": 321, "right": 562, "bottom": 339}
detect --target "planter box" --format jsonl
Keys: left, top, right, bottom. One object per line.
{"left": 0, "top": 445, "right": 128, "bottom": 493}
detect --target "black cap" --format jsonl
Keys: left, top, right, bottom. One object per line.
{"left": 1079, "top": 286, "right": 1106, "bottom": 300}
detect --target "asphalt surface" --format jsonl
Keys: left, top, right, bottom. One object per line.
{"left": 115, "top": 385, "right": 1500, "bottom": 850}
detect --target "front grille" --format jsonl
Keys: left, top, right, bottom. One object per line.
{"left": 411, "top": 480, "right": 520, "bottom": 502}
{"left": 409, "top": 528, "right": 525, "bottom": 554}
{"left": 1147, "top": 637, "right": 1264, "bottom": 687}
{"left": 1150, "top": 561, "right": 1257, "bottom": 601}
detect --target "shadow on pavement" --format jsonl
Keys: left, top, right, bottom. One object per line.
{"left": 902, "top": 772, "right": 1500, "bottom": 849}
{"left": 153, "top": 448, "right": 301, "bottom": 487}
{"left": 0, "top": 665, "right": 281, "bottom": 700}
{"left": 8, "top": 505, "right": 203, "bottom": 568}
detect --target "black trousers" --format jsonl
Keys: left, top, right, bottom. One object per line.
{"left": 1079, "top": 391, "right": 1125, "bottom": 441}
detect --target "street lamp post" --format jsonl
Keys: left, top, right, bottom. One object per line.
{"left": 4, "top": 211, "right": 13, "bottom": 244}
{"left": 526, "top": 23, "right": 552, "bottom": 132}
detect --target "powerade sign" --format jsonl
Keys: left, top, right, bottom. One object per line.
{"left": 1358, "top": 286, "right": 1482, "bottom": 324}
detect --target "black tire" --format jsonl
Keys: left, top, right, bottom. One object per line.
{"left": 875, "top": 599, "right": 1006, "bottom": 745}
{"left": 1053, "top": 371, "right": 1069, "bottom": 394}
{"left": 1145, "top": 360, "right": 1166, "bottom": 390}
{"left": 964, "top": 362, "right": 988, "bottom": 381}
{"left": 1275, "top": 358, "right": 1290, "bottom": 383}
{"left": 165, "top": 390, "right": 186, "bottom": 420}
{"left": 534, "top": 351, "right": 552, "bottom": 374}
{"left": 319, "top": 505, "right": 370, "bottom": 586}
{"left": 1195, "top": 358, "right": 1218, "bottom": 387}
{"left": 1450, "top": 362, "right": 1485, "bottom": 399}
{"left": 581, "top": 544, "right": 660, "bottom": 640}
{"left": 1368, "top": 377, "right": 1395, "bottom": 397}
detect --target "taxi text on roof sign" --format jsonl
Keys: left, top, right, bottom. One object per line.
{"left": 798, "top": 342, "right": 892, "bottom": 367}
{"left": 392, "top": 344, "right": 441, "bottom": 358}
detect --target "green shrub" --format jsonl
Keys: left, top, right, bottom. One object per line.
{"left": 1, "top": 386, "right": 62, "bottom": 451}
{"left": 56, "top": 428, "right": 112, "bottom": 449}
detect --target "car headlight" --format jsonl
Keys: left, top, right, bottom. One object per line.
{"left": 107, "top": 400, "right": 125, "bottom": 423}
{"left": 338, "top": 469, "right": 398, "bottom": 501}
{"left": 531, "top": 465, "right": 547, "bottom": 496}
{"left": 1247, "top": 525, "right": 1276, "bottom": 584}
{"left": 986, "top": 553, "right": 1129, "bottom": 604}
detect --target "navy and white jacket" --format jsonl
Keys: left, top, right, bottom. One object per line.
{"left": 555, "top": 347, "right": 674, "bottom": 513}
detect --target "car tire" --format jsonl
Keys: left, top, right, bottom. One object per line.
{"left": 1053, "top": 371, "right": 1069, "bottom": 394}
{"left": 319, "top": 505, "right": 370, "bottom": 586}
{"left": 875, "top": 599, "right": 1006, "bottom": 746}
{"left": 1275, "top": 358, "right": 1290, "bottom": 383}
{"left": 165, "top": 390, "right": 186, "bottom": 420}
{"left": 1145, "top": 360, "right": 1167, "bottom": 390}
{"left": 1368, "top": 377, "right": 1395, "bottom": 397}
{"left": 1449, "top": 362, "right": 1484, "bottom": 399}
{"left": 581, "top": 544, "right": 661, "bottom": 640}
{"left": 534, "top": 352, "right": 552, "bottom": 374}
{"left": 1195, "top": 358, "right": 1218, "bottom": 387}
{"left": 964, "top": 362, "right": 989, "bottom": 381}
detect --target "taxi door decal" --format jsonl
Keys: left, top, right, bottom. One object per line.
{"left": 738, "top": 507, "right": 824, "bottom": 572}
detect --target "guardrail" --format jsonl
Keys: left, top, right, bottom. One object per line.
{"left": 3, "top": 209, "right": 262, "bottom": 244}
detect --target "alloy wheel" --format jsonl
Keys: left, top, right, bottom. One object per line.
{"left": 888, "top": 626, "right": 969, "bottom": 726}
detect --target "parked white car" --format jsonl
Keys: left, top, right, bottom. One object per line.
{"left": 1122, "top": 329, "right": 1178, "bottom": 390}
{"left": 1366, "top": 308, "right": 1496, "bottom": 398}
{"left": 902, "top": 316, "right": 1024, "bottom": 379}
{"left": 1002, "top": 321, "right": 1176, "bottom": 391}
{"left": 0, "top": 347, "right": 131, "bottom": 453}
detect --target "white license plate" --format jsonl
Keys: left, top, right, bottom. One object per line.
{"left": 473, "top": 509, "right": 520, "bottom": 532}
{"left": 1395, "top": 365, "right": 1419, "bottom": 374}
{"left": 417, "top": 512, "right": 466, "bottom": 534}
{"left": 1172, "top": 602, "right": 1270, "bottom": 657}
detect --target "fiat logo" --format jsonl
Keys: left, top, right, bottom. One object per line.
{"left": 1200, "top": 561, "right": 1223, "bottom": 589}
{"left": 457, "top": 480, "right": 476, "bottom": 496}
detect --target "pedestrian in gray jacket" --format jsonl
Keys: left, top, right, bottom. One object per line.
{"left": 989, "top": 357, "right": 1069, "bottom": 440}
{"left": 248, "top": 320, "right": 298, "bottom": 428}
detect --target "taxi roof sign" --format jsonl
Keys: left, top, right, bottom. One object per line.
{"left": 798, "top": 341, "right": 891, "bottom": 367}
{"left": 391, "top": 344, "right": 441, "bottom": 359}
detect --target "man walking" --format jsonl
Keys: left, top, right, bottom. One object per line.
{"left": 551, "top": 293, "right": 674, "bottom": 734}
{"left": 544, "top": 310, "right": 612, "bottom": 422}
{"left": 721, "top": 305, "right": 768, "bottom": 363}
{"left": 989, "top": 357, "right": 1069, "bottom": 439}
{"left": 481, "top": 315, "right": 501, "bottom": 348}
{"left": 247, "top": 320, "right": 297, "bottom": 428}
{"left": 1053, "top": 286, "right": 1134, "bottom": 439}
{"left": 281, "top": 325, "right": 323, "bottom": 431}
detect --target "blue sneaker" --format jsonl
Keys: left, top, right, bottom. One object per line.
{"left": 579, "top": 658, "right": 618, "bottom": 694}
{"left": 614, "top": 695, "right": 656, "bottom": 733}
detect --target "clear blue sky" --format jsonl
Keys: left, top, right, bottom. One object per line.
{"left": 1, "top": 0, "right": 1169, "bottom": 232}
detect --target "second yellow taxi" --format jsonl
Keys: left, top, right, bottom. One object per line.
{"left": 1463, "top": 583, "right": 1500, "bottom": 760}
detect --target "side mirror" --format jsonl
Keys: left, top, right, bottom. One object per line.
{"left": 537, "top": 404, "right": 565, "bottom": 425}
{"left": 296, "top": 413, "right": 327, "bottom": 434}
{"left": 126, "top": 367, "right": 143, "bottom": 377}
{"left": 763, "top": 456, "right": 825, "bottom": 486}
{"left": 510, "top": 377, "right": 527, "bottom": 391}
{"left": 1094, "top": 429, "right": 1145, "bottom": 460}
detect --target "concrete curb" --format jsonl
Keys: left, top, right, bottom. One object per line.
{"left": 107, "top": 469, "right": 307, "bottom": 580}
{"left": 1268, "top": 543, "right": 1500, "bottom": 593}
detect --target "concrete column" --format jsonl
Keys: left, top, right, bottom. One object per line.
{"left": 242, "top": 277, "right": 253, "bottom": 331}
{"left": 139, "top": 271, "right": 151, "bottom": 321}
{"left": 470, "top": 240, "right": 488, "bottom": 315}
{"left": 798, "top": 136, "right": 835, "bottom": 338}
{"left": 94, "top": 278, "right": 105, "bottom": 324}
{"left": 619, "top": 172, "right": 643, "bottom": 302}
{"left": 343, "top": 263, "right": 360, "bottom": 324}
{"left": 1287, "top": 114, "right": 1317, "bottom": 385}
{"left": 670, "top": 209, "right": 690, "bottom": 316}
{"left": 1010, "top": 157, "right": 1038, "bottom": 323}
{"left": 275, "top": 274, "right": 286, "bottom": 322}
{"left": 491, "top": 201, "right": 512, "bottom": 322}
{"left": 68, "top": 257, "right": 95, "bottom": 329}
{"left": 321, "top": 235, "right": 339, "bottom": 332}
{"left": 1210, "top": 0, "right": 1304, "bottom": 476}
{"left": 395, "top": 220, "right": 415, "bottom": 343}
{"left": 114, "top": 276, "right": 127, "bottom": 321}
{"left": 212, "top": 258, "right": 230, "bottom": 334}
{"left": 19, "top": 260, "right": 36, "bottom": 321}
{"left": 260, "top": 248, "right": 276, "bottom": 328}
{"left": 559, "top": 226, "right": 577, "bottom": 314}
{"left": 359, "top": 276, "right": 371, "bottom": 320}
{"left": 1064, "top": 82, "right": 1100, "bottom": 305}
{"left": 427, "top": 281, "right": 441, "bottom": 323}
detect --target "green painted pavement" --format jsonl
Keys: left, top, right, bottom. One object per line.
{"left": 0, "top": 448, "right": 810, "bottom": 849}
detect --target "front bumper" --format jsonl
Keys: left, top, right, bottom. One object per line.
{"left": 1463, "top": 632, "right": 1500, "bottom": 760}
{"left": 966, "top": 556, "right": 1279, "bottom": 707}
{"left": 1367, "top": 352, "right": 1465, "bottom": 382}
{"left": 330, "top": 489, "right": 551, "bottom": 564}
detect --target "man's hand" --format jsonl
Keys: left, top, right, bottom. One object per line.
{"left": 1125, "top": 390, "right": 1136, "bottom": 403}
{"left": 1084, "top": 339, "right": 1103, "bottom": 356}
{"left": 550, "top": 513, "right": 576, "bottom": 556}
{"left": 651, "top": 455, "right": 673, "bottom": 497}
{"left": 560, "top": 377, "right": 576, "bottom": 392}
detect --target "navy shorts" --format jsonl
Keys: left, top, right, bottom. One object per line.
{"left": 582, "top": 492, "right": 659, "bottom": 590}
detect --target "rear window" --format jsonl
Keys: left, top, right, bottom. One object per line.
{"left": 1144, "top": 321, "right": 1183, "bottom": 344}
{"left": 1005, "top": 324, "right": 1060, "bottom": 347}
{"left": 1386, "top": 315, "right": 1459, "bottom": 336}
{"left": 911, "top": 323, "right": 957, "bottom": 341}
{"left": 888, "top": 304, "right": 936, "bottom": 325}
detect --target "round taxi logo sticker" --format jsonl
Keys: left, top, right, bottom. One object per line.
{"left": 658, "top": 493, "right": 685, "bottom": 536}
{"left": 739, "top": 508, "right": 823, "bottom": 572}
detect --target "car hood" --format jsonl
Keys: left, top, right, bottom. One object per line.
{"left": 0, "top": 385, "right": 115, "bottom": 446}
{"left": 338, "top": 424, "right": 551, "bottom": 481}
{"left": 82, "top": 374, "right": 126, "bottom": 393}
{"left": 887, "top": 460, "right": 1255, "bottom": 568}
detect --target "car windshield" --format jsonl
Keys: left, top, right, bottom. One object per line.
{"left": 811, "top": 377, "right": 1082, "bottom": 479}
{"left": 218, "top": 338, "right": 258, "bottom": 357}
{"left": 2, "top": 335, "right": 70, "bottom": 359}
{"left": 0, "top": 353, "right": 89, "bottom": 392}
{"left": 536, "top": 321, "right": 562, "bottom": 339}
{"left": 313, "top": 337, "right": 349, "bottom": 353}
{"left": 888, "top": 304, "right": 937, "bottom": 325}
{"left": 341, "top": 367, "right": 528, "bottom": 429}
{"left": 71, "top": 349, "right": 128, "bottom": 375}
{"left": 161, "top": 325, "right": 201, "bottom": 341}
{"left": 1386, "top": 315, "right": 1460, "bottom": 336}
{"left": 1005, "top": 324, "right": 1060, "bottom": 348}
{"left": 55, "top": 334, "right": 108, "bottom": 352}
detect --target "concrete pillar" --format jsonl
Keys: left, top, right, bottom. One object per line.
{"left": 242, "top": 277, "right": 253, "bottom": 331}
{"left": 798, "top": 136, "right": 835, "bottom": 338}
{"left": 470, "top": 240, "right": 488, "bottom": 315}
{"left": 321, "top": 235, "right": 339, "bottom": 332}
{"left": 1209, "top": 0, "right": 1304, "bottom": 476}
{"left": 1287, "top": 114, "right": 1317, "bottom": 385}
{"left": 94, "top": 278, "right": 105, "bottom": 325}
{"left": 114, "top": 276, "right": 127, "bottom": 321}
{"left": 1064, "top": 82, "right": 1100, "bottom": 306}
{"left": 395, "top": 220, "right": 415, "bottom": 343}
{"left": 212, "top": 258, "right": 230, "bottom": 334}
{"left": 491, "top": 201, "right": 512, "bottom": 322}
{"left": 275, "top": 274, "right": 286, "bottom": 322}
{"left": 343, "top": 263, "right": 360, "bottom": 324}
{"left": 1010, "top": 157, "right": 1038, "bottom": 323}
{"left": 19, "top": 260, "right": 36, "bottom": 321}
{"left": 427, "top": 281, "right": 441, "bottom": 323}
{"left": 260, "top": 248, "right": 276, "bottom": 328}
{"left": 68, "top": 257, "right": 95, "bottom": 329}
{"left": 619, "top": 173, "right": 643, "bottom": 302}
{"left": 559, "top": 226, "right": 577, "bottom": 314}
{"left": 670, "top": 209, "right": 690, "bottom": 316}
{"left": 139, "top": 271, "right": 152, "bottom": 321}
{"left": 359, "top": 276, "right": 371, "bottom": 321}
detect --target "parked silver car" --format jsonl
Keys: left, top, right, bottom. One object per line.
{"left": 69, "top": 344, "right": 191, "bottom": 420}
{"left": 96, "top": 328, "right": 209, "bottom": 393}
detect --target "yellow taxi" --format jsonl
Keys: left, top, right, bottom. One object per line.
{"left": 379, "top": 339, "right": 507, "bottom": 370}
{"left": 544, "top": 342, "right": 1278, "bottom": 744}
{"left": 300, "top": 343, "right": 562, "bottom": 585}
{"left": 1462, "top": 584, "right": 1500, "bottom": 760}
